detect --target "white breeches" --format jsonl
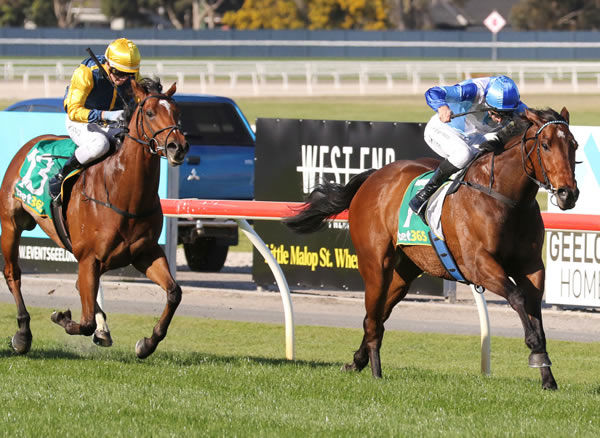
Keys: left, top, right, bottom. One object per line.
{"left": 66, "top": 118, "right": 121, "bottom": 165}
{"left": 423, "top": 114, "right": 486, "bottom": 168}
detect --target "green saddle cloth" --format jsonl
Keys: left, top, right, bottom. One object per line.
{"left": 396, "top": 171, "right": 434, "bottom": 246}
{"left": 14, "top": 138, "right": 77, "bottom": 218}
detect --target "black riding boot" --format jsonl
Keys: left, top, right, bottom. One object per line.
{"left": 409, "top": 159, "right": 460, "bottom": 223}
{"left": 48, "top": 155, "right": 83, "bottom": 201}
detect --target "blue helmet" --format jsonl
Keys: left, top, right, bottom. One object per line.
{"left": 485, "top": 76, "right": 520, "bottom": 111}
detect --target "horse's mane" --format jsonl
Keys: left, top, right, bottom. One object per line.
{"left": 487, "top": 107, "right": 565, "bottom": 152}
{"left": 511, "top": 107, "right": 566, "bottom": 136}
{"left": 121, "top": 77, "right": 163, "bottom": 123}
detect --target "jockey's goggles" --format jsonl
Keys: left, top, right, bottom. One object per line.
{"left": 109, "top": 67, "right": 135, "bottom": 79}
{"left": 488, "top": 108, "right": 515, "bottom": 119}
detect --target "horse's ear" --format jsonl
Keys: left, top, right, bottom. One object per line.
{"left": 166, "top": 82, "right": 177, "bottom": 97}
{"left": 525, "top": 108, "right": 543, "bottom": 125}
{"left": 560, "top": 106, "right": 570, "bottom": 124}
{"left": 130, "top": 79, "right": 146, "bottom": 102}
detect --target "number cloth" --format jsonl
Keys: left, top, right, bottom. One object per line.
{"left": 397, "top": 171, "right": 434, "bottom": 245}
{"left": 14, "top": 138, "right": 78, "bottom": 218}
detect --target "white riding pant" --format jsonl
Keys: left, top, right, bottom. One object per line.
{"left": 66, "top": 118, "right": 121, "bottom": 165}
{"left": 423, "top": 114, "right": 487, "bottom": 168}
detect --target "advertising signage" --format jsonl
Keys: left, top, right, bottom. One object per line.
{"left": 545, "top": 126, "right": 600, "bottom": 308}
{"left": 253, "top": 118, "right": 442, "bottom": 292}
{"left": 0, "top": 112, "right": 168, "bottom": 274}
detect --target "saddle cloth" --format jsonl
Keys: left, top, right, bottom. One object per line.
{"left": 397, "top": 172, "right": 466, "bottom": 283}
{"left": 14, "top": 138, "right": 78, "bottom": 218}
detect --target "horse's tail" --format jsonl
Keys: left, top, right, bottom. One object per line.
{"left": 284, "top": 169, "right": 376, "bottom": 234}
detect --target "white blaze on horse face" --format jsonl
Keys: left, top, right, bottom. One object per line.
{"left": 159, "top": 100, "right": 172, "bottom": 117}
{"left": 556, "top": 129, "right": 566, "bottom": 139}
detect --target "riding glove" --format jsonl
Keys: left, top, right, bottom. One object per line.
{"left": 479, "top": 132, "right": 502, "bottom": 152}
{"left": 102, "top": 110, "right": 124, "bottom": 122}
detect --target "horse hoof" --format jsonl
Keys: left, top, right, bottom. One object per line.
{"left": 543, "top": 381, "right": 558, "bottom": 391}
{"left": 341, "top": 362, "right": 359, "bottom": 372}
{"left": 135, "top": 337, "right": 155, "bottom": 359}
{"left": 11, "top": 332, "right": 32, "bottom": 355}
{"left": 529, "top": 352, "right": 552, "bottom": 368}
{"left": 50, "top": 309, "right": 72, "bottom": 325}
{"left": 93, "top": 330, "right": 113, "bottom": 347}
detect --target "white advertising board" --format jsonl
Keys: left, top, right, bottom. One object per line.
{"left": 545, "top": 126, "right": 600, "bottom": 307}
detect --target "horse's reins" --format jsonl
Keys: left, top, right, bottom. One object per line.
{"left": 81, "top": 92, "right": 183, "bottom": 218}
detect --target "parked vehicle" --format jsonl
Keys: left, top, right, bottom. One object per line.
{"left": 4, "top": 95, "right": 255, "bottom": 272}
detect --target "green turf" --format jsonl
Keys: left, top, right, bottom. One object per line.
{"left": 1, "top": 303, "right": 599, "bottom": 436}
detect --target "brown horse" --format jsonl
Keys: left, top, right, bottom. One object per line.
{"left": 285, "top": 107, "right": 578, "bottom": 390}
{"left": 0, "top": 77, "right": 189, "bottom": 358}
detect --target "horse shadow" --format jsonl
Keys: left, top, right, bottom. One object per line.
{"left": 0, "top": 340, "right": 337, "bottom": 369}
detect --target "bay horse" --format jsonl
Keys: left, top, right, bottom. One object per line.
{"left": 285, "top": 107, "right": 578, "bottom": 390}
{"left": 0, "top": 77, "right": 189, "bottom": 358}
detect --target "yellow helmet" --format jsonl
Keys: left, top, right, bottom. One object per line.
{"left": 104, "top": 38, "right": 140, "bottom": 73}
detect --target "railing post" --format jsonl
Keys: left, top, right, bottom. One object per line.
{"left": 235, "top": 219, "right": 295, "bottom": 360}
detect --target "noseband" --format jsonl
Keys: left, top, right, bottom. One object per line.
{"left": 520, "top": 119, "right": 570, "bottom": 195}
{"left": 126, "top": 94, "right": 183, "bottom": 155}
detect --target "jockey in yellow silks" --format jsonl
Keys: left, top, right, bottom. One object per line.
{"left": 49, "top": 38, "right": 141, "bottom": 201}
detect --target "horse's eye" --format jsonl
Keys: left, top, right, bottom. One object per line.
{"left": 146, "top": 110, "right": 154, "bottom": 117}
{"left": 541, "top": 142, "right": 549, "bottom": 151}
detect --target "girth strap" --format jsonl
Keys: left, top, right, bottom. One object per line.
{"left": 459, "top": 180, "right": 518, "bottom": 208}
{"left": 81, "top": 173, "right": 160, "bottom": 219}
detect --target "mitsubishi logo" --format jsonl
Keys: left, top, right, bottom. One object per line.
{"left": 186, "top": 168, "right": 200, "bottom": 181}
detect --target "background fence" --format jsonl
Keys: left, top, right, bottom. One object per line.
{"left": 2, "top": 28, "right": 600, "bottom": 59}
{"left": 3, "top": 29, "right": 600, "bottom": 97}
{"left": 3, "top": 58, "right": 600, "bottom": 98}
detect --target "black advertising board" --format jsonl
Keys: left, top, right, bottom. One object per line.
{"left": 253, "top": 118, "right": 443, "bottom": 293}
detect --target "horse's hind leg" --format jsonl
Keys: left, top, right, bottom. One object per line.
{"left": 132, "top": 245, "right": 182, "bottom": 359}
{"left": 51, "top": 257, "right": 99, "bottom": 337}
{"left": 1, "top": 213, "right": 33, "bottom": 354}
{"left": 344, "top": 247, "right": 419, "bottom": 378}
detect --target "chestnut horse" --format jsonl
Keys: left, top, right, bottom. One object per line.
{"left": 0, "top": 78, "right": 189, "bottom": 358}
{"left": 285, "top": 107, "right": 579, "bottom": 390}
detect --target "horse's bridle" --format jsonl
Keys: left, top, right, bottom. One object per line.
{"left": 81, "top": 93, "right": 184, "bottom": 219}
{"left": 125, "top": 94, "right": 184, "bottom": 155}
{"left": 458, "top": 118, "right": 572, "bottom": 208}
{"left": 520, "top": 119, "right": 570, "bottom": 196}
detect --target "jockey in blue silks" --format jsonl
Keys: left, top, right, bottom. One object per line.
{"left": 409, "top": 75, "right": 528, "bottom": 222}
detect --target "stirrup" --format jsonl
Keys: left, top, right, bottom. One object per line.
{"left": 417, "top": 205, "right": 428, "bottom": 225}
{"left": 48, "top": 177, "right": 63, "bottom": 202}
{"left": 409, "top": 197, "right": 428, "bottom": 222}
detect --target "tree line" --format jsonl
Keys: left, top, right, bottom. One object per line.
{"left": 2, "top": 0, "right": 599, "bottom": 31}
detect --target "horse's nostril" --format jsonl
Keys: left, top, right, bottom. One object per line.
{"left": 557, "top": 188, "right": 569, "bottom": 198}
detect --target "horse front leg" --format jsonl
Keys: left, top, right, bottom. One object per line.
{"left": 92, "top": 297, "right": 112, "bottom": 347}
{"left": 473, "top": 252, "right": 556, "bottom": 390}
{"left": 512, "top": 270, "right": 557, "bottom": 390}
{"left": 133, "top": 246, "right": 181, "bottom": 359}
{"left": 51, "top": 258, "right": 99, "bottom": 337}
{"left": 1, "top": 224, "right": 32, "bottom": 354}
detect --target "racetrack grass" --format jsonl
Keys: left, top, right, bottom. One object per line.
{"left": 1, "top": 303, "right": 599, "bottom": 436}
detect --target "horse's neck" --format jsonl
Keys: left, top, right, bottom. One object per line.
{"left": 100, "top": 137, "right": 161, "bottom": 206}
{"left": 472, "top": 139, "right": 539, "bottom": 206}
